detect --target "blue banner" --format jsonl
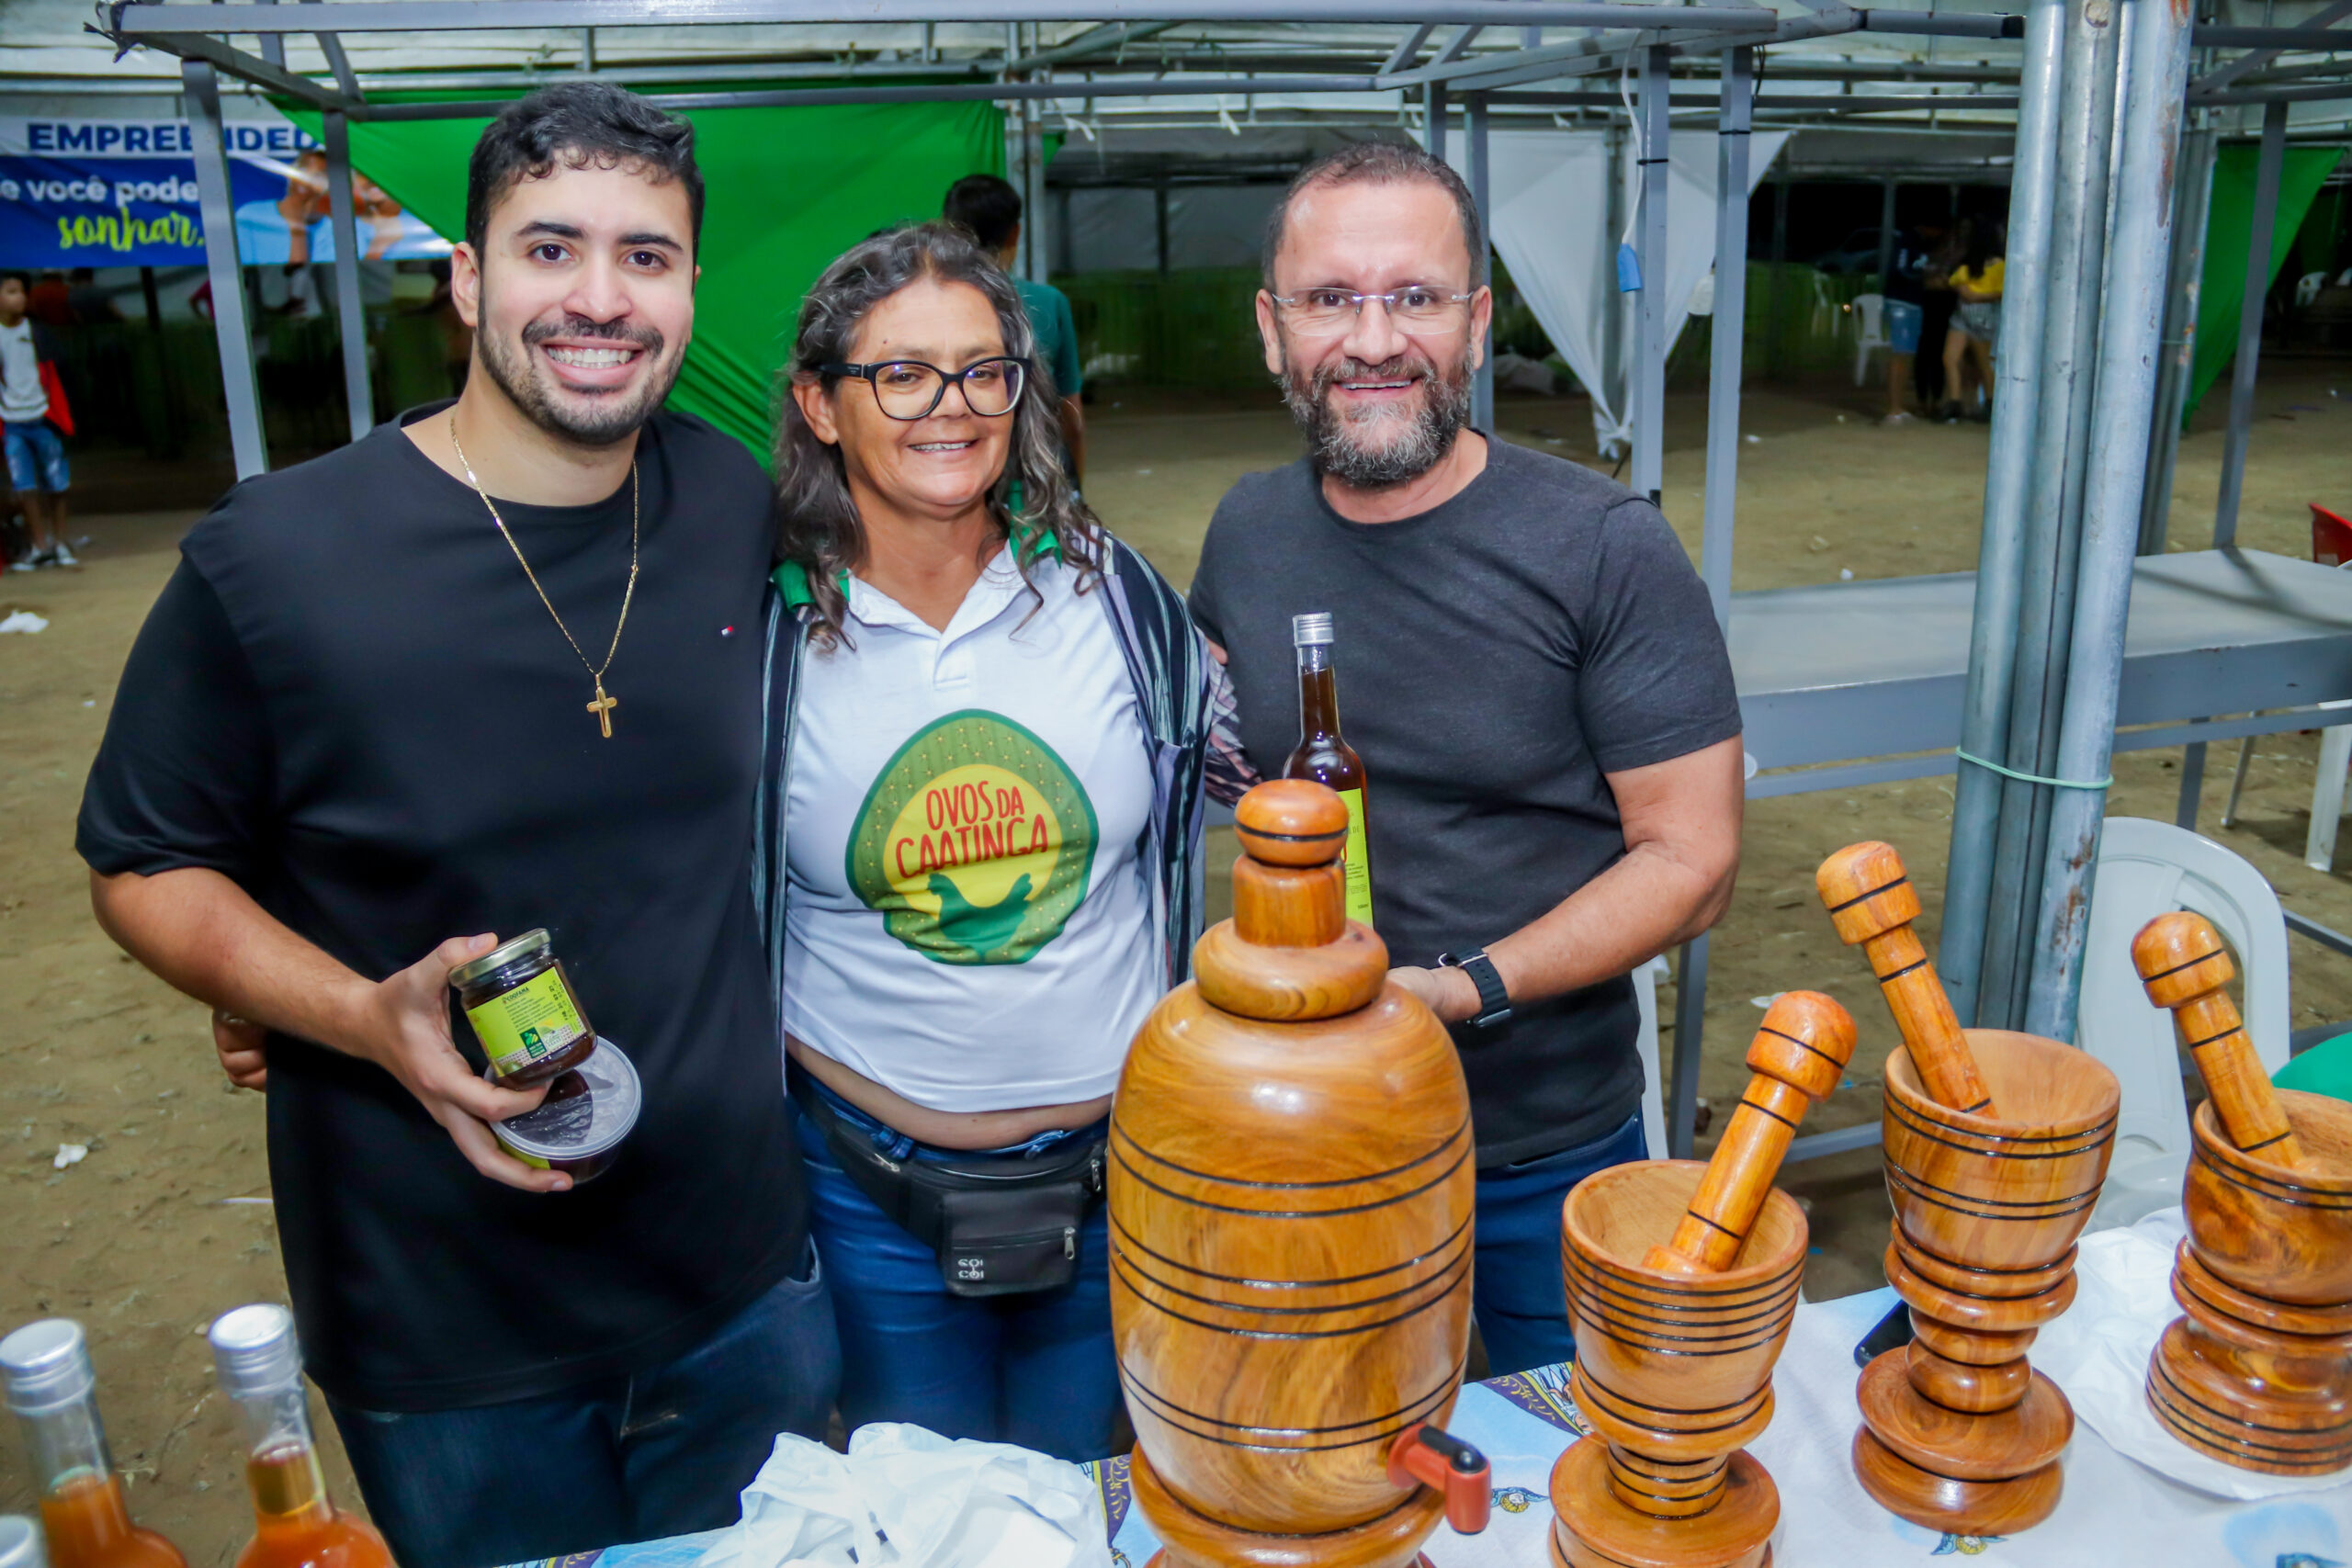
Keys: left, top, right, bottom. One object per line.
{"left": 0, "top": 115, "right": 451, "bottom": 268}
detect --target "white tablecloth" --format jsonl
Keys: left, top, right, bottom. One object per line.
{"left": 542, "top": 1286, "right": 2351, "bottom": 1568}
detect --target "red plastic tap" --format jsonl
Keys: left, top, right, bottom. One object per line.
{"left": 1385, "top": 1422, "right": 1491, "bottom": 1535}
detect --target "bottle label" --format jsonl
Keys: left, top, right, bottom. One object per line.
{"left": 1337, "top": 787, "right": 1374, "bottom": 928}
{"left": 464, "top": 969, "right": 588, "bottom": 1078}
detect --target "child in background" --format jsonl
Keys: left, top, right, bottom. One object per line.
{"left": 0, "top": 273, "right": 75, "bottom": 570}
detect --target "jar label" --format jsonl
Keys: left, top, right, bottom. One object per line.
{"left": 464, "top": 969, "right": 588, "bottom": 1077}
{"left": 1337, "top": 787, "right": 1373, "bottom": 928}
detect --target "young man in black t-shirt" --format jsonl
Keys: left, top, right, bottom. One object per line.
{"left": 1188, "top": 142, "right": 1746, "bottom": 1379}
{"left": 77, "top": 85, "right": 834, "bottom": 1567}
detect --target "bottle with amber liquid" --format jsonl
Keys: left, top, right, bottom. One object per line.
{"left": 1282, "top": 612, "right": 1374, "bottom": 928}
{"left": 207, "top": 1307, "right": 390, "bottom": 1568}
{"left": 0, "top": 1319, "right": 187, "bottom": 1568}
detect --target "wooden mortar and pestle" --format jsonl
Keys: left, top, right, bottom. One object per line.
{"left": 2133, "top": 911, "right": 2352, "bottom": 1475}
{"left": 1109, "top": 781, "right": 1490, "bottom": 1568}
{"left": 1547, "top": 990, "right": 1856, "bottom": 1568}
{"left": 1820, "top": 841, "right": 2120, "bottom": 1538}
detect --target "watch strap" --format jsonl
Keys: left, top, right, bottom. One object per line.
{"left": 1438, "top": 947, "right": 1513, "bottom": 1028}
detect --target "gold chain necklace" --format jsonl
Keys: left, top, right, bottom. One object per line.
{"left": 450, "top": 418, "right": 639, "bottom": 739}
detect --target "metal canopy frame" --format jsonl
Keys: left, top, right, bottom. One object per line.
{"left": 71, "top": 0, "right": 2352, "bottom": 1163}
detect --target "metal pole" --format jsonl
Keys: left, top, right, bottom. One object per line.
{"left": 1467, "top": 91, "right": 1495, "bottom": 431}
{"left": 1668, "top": 933, "right": 1709, "bottom": 1159}
{"left": 1426, "top": 81, "right": 1447, "bottom": 162}
{"left": 1632, "top": 41, "right": 1669, "bottom": 504}
{"left": 1876, "top": 176, "right": 1897, "bottom": 290}
{"left": 322, "top": 109, "right": 372, "bottom": 442}
{"left": 2213, "top": 99, "right": 2288, "bottom": 547}
{"left": 1939, "top": 0, "right": 2066, "bottom": 1027}
{"left": 1980, "top": 0, "right": 2120, "bottom": 1031}
{"left": 1766, "top": 178, "right": 1788, "bottom": 378}
{"left": 2142, "top": 120, "right": 2215, "bottom": 556}
{"left": 1698, "top": 45, "right": 1753, "bottom": 629}
{"left": 1154, "top": 178, "right": 1170, "bottom": 276}
{"left": 183, "top": 59, "right": 267, "bottom": 479}
{"left": 2024, "top": 0, "right": 2197, "bottom": 1043}
{"left": 1600, "top": 119, "right": 1625, "bottom": 429}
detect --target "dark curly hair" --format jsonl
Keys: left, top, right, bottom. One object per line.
{"left": 775, "top": 222, "right": 1102, "bottom": 645}
{"left": 465, "top": 82, "right": 703, "bottom": 257}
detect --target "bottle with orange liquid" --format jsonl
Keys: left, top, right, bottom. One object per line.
{"left": 0, "top": 1319, "right": 187, "bottom": 1568}
{"left": 207, "top": 1307, "right": 391, "bottom": 1568}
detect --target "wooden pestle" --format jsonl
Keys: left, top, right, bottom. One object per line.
{"left": 1817, "top": 841, "right": 1997, "bottom": 1117}
{"left": 1645, "top": 991, "right": 1859, "bottom": 1274}
{"left": 2132, "top": 911, "right": 2306, "bottom": 1169}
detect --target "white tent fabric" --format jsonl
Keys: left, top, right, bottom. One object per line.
{"left": 1443, "top": 128, "right": 1787, "bottom": 457}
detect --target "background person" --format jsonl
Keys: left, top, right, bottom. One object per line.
{"left": 1940, "top": 218, "right": 2005, "bottom": 423}
{"left": 1188, "top": 142, "right": 1745, "bottom": 1378}
{"left": 765, "top": 222, "right": 1246, "bottom": 1461}
{"left": 1, "top": 272, "right": 76, "bottom": 570}
{"left": 942, "top": 174, "right": 1087, "bottom": 485}
{"left": 78, "top": 83, "right": 836, "bottom": 1568}
{"left": 1880, "top": 226, "right": 1933, "bottom": 426}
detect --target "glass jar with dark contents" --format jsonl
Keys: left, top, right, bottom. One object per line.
{"left": 488, "top": 1040, "right": 640, "bottom": 1184}
{"left": 448, "top": 930, "right": 596, "bottom": 1087}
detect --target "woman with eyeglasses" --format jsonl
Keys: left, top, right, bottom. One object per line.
{"left": 760, "top": 222, "right": 1250, "bottom": 1460}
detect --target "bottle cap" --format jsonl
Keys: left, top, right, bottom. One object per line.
{"left": 0, "top": 1517, "right": 46, "bottom": 1568}
{"left": 1292, "top": 612, "right": 1334, "bottom": 648}
{"left": 209, "top": 1304, "right": 303, "bottom": 1397}
{"left": 0, "top": 1320, "right": 94, "bottom": 1416}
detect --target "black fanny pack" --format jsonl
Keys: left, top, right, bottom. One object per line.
{"left": 793, "top": 1076, "right": 1106, "bottom": 1298}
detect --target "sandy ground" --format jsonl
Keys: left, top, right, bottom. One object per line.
{"left": 6, "top": 360, "right": 2352, "bottom": 1555}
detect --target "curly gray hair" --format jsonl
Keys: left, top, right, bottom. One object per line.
{"left": 775, "top": 222, "right": 1102, "bottom": 644}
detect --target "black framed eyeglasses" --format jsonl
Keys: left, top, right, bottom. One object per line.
{"left": 821, "top": 356, "right": 1029, "bottom": 421}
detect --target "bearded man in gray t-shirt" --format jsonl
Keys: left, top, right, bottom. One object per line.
{"left": 1187, "top": 141, "right": 1747, "bottom": 1378}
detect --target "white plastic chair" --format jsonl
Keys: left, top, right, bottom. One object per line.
{"left": 1631, "top": 953, "right": 1670, "bottom": 1159}
{"left": 1849, "top": 292, "right": 1889, "bottom": 386}
{"left": 2296, "top": 270, "right": 2329, "bottom": 310}
{"left": 2077, "top": 818, "right": 2291, "bottom": 1230}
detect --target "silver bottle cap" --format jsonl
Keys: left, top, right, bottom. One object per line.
{"left": 1, "top": 1320, "right": 94, "bottom": 1416}
{"left": 0, "top": 1517, "right": 47, "bottom": 1568}
{"left": 1291, "top": 612, "right": 1335, "bottom": 648}
{"left": 209, "top": 1304, "right": 303, "bottom": 1397}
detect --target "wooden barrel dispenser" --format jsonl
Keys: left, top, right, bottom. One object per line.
{"left": 1110, "top": 780, "right": 1491, "bottom": 1568}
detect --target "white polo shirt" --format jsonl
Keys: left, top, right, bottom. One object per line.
{"left": 781, "top": 546, "right": 1160, "bottom": 1112}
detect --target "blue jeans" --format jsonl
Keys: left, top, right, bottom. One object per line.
{"left": 3, "top": 420, "right": 66, "bottom": 494}
{"left": 797, "top": 1089, "right": 1117, "bottom": 1462}
{"left": 1884, "top": 298, "right": 1924, "bottom": 356}
{"left": 324, "top": 1252, "right": 838, "bottom": 1568}
{"left": 1472, "top": 1113, "right": 1648, "bottom": 1377}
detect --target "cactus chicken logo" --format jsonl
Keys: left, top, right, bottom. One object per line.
{"left": 847, "top": 710, "right": 1097, "bottom": 965}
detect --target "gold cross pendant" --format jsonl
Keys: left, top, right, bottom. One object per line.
{"left": 586, "top": 682, "right": 618, "bottom": 739}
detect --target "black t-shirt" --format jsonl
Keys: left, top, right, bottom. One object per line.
{"left": 77, "top": 405, "right": 808, "bottom": 1411}
{"left": 1188, "top": 438, "right": 1743, "bottom": 1165}
{"left": 1885, "top": 230, "right": 1933, "bottom": 306}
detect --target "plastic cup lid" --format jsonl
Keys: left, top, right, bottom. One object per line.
{"left": 0, "top": 1516, "right": 47, "bottom": 1568}
{"left": 491, "top": 1038, "right": 640, "bottom": 1161}
{"left": 0, "top": 1319, "right": 92, "bottom": 1416}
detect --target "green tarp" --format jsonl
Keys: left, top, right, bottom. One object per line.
{"left": 288, "top": 93, "right": 1005, "bottom": 456}
{"left": 2184, "top": 143, "right": 2344, "bottom": 424}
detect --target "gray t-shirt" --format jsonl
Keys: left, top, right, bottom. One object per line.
{"left": 1188, "top": 436, "right": 1742, "bottom": 1164}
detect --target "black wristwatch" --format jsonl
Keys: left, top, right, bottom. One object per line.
{"left": 1435, "top": 947, "right": 1513, "bottom": 1029}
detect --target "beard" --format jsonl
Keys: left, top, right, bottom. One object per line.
{"left": 1277, "top": 341, "right": 1474, "bottom": 490}
{"left": 475, "top": 303, "right": 679, "bottom": 449}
